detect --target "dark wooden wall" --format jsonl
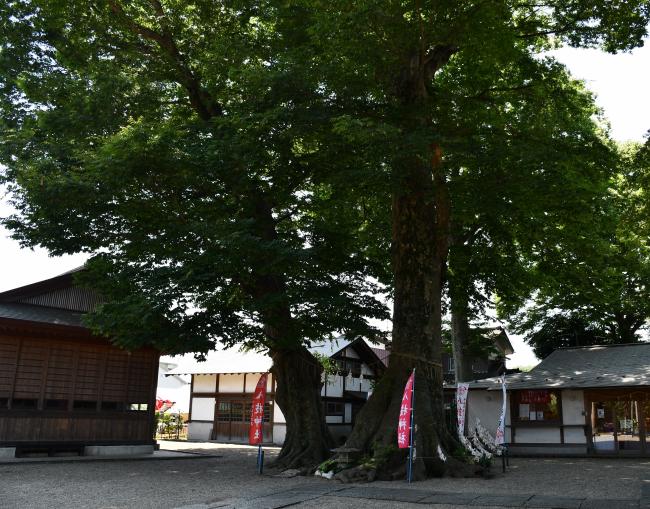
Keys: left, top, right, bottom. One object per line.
{"left": 0, "top": 332, "right": 159, "bottom": 446}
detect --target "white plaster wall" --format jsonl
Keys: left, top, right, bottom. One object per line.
{"left": 193, "top": 374, "right": 217, "bottom": 393}
{"left": 466, "top": 390, "right": 511, "bottom": 442}
{"left": 273, "top": 402, "right": 286, "bottom": 424}
{"left": 562, "top": 390, "right": 585, "bottom": 425}
{"left": 219, "top": 374, "right": 245, "bottom": 393}
{"left": 323, "top": 375, "right": 344, "bottom": 397}
{"left": 191, "top": 397, "right": 215, "bottom": 421}
{"left": 326, "top": 415, "right": 344, "bottom": 424}
{"left": 273, "top": 424, "right": 286, "bottom": 445}
{"left": 515, "top": 427, "right": 561, "bottom": 443}
{"left": 244, "top": 373, "right": 260, "bottom": 393}
{"left": 188, "top": 422, "right": 212, "bottom": 441}
{"left": 564, "top": 428, "right": 587, "bottom": 444}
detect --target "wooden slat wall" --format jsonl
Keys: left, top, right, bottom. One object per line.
{"left": 13, "top": 342, "right": 48, "bottom": 399}
{"left": 0, "top": 333, "right": 159, "bottom": 444}
{"left": 45, "top": 346, "right": 75, "bottom": 399}
{"left": 0, "top": 338, "right": 19, "bottom": 397}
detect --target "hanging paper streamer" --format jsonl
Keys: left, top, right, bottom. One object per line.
{"left": 495, "top": 374, "right": 507, "bottom": 445}
{"left": 456, "top": 382, "right": 469, "bottom": 436}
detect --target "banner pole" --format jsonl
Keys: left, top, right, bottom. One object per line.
{"left": 258, "top": 444, "right": 263, "bottom": 474}
{"left": 407, "top": 368, "right": 416, "bottom": 484}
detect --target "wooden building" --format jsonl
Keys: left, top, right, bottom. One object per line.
{"left": 463, "top": 343, "right": 650, "bottom": 457}
{"left": 0, "top": 270, "right": 159, "bottom": 457}
{"left": 169, "top": 338, "right": 387, "bottom": 445}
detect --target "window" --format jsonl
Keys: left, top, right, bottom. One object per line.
{"left": 11, "top": 398, "right": 38, "bottom": 410}
{"left": 515, "top": 390, "right": 560, "bottom": 422}
{"left": 446, "top": 357, "right": 455, "bottom": 373}
{"left": 245, "top": 402, "right": 271, "bottom": 423}
{"left": 101, "top": 401, "right": 123, "bottom": 411}
{"left": 217, "top": 401, "right": 231, "bottom": 422}
{"left": 74, "top": 400, "right": 98, "bottom": 411}
{"left": 44, "top": 399, "right": 68, "bottom": 410}
{"left": 128, "top": 403, "right": 148, "bottom": 411}
{"left": 326, "top": 402, "right": 344, "bottom": 415}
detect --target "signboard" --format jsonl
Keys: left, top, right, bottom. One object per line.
{"left": 248, "top": 373, "right": 268, "bottom": 445}
{"left": 397, "top": 372, "right": 415, "bottom": 449}
{"left": 519, "top": 390, "right": 550, "bottom": 404}
{"left": 456, "top": 383, "right": 469, "bottom": 436}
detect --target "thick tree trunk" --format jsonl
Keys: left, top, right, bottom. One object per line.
{"left": 450, "top": 296, "right": 474, "bottom": 383}
{"left": 342, "top": 151, "right": 473, "bottom": 479}
{"left": 270, "top": 346, "right": 334, "bottom": 469}
{"left": 247, "top": 197, "right": 334, "bottom": 470}
{"left": 340, "top": 44, "right": 479, "bottom": 479}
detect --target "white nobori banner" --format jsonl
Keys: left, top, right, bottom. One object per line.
{"left": 495, "top": 374, "right": 507, "bottom": 445}
{"left": 456, "top": 382, "right": 469, "bottom": 436}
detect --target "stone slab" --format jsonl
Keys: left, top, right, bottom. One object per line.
{"left": 334, "top": 486, "right": 430, "bottom": 503}
{"left": 472, "top": 494, "right": 532, "bottom": 507}
{"left": 84, "top": 444, "right": 154, "bottom": 456}
{"left": 0, "top": 447, "right": 16, "bottom": 458}
{"left": 419, "top": 491, "right": 480, "bottom": 505}
{"left": 525, "top": 495, "right": 584, "bottom": 508}
{"left": 581, "top": 500, "right": 639, "bottom": 509}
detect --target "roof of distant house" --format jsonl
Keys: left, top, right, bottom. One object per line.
{"left": 166, "top": 337, "right": 389, "bottom": 376}
{"left": 467, "top": 342, "right": 650, "bottom": 390}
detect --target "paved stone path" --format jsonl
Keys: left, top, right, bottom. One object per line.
{"left": 177, "top": 483, "right": 649, "bottom": 509}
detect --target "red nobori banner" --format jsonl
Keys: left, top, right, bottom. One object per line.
{"left": 397, "top": 371, "right": 415, "bottom": 449}
{"left": 249, "top": 373, "right": 268, "bottom": 445}
{"left": 519, "top": 390, "right": 550, "bottom": 404}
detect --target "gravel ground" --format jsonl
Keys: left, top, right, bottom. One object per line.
{"left": 0, "top": 441, "right": 648, "bottom": 508}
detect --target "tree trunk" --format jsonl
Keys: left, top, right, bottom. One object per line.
{"left": 248, "top": 196, "right": 334, "bottom": 470}
{"left": 270, "top": 346, "right": 334, "bottom": 469}
{"left": 450, "top": 296, "right": 474, "bottom": 383}
{"left": 340, "top": 45, "right": 477, "bottom": 479}
{"left": 342, "top": 151, "right": 472, "bottom": 479}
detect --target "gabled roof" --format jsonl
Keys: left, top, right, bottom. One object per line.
{"left": 468, "top": 343, "right": 650, "bottom": 390}
{"left": 0, "top": 266, "right": 102, "bottom": 319}
{"left": 0, "top": 267, "right": 100, "bottom": 328}
{"left": 166, "top": 337, "right": 389, "bottom": 376}
{"left": 0, "top": 302, "right": 85, "bottom": 328}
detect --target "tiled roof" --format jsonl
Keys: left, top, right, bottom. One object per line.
{"left": 467, "top": 343, "right": 650, "bottom": 390}
{"left": 0, "top": 302, "right": 86, "bottom": 328}
{"left": 370, "top": 347, "right": 390, "bottom": 367}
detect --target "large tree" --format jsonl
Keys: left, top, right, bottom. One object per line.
{"left": 0, "top": 0, "right": 389, "bottom": 468}
{"left": 509, "top": 141, "right": 650, "bottom": 356}
{"left": 291, "top": 0, "right": 650, "bottom": 478}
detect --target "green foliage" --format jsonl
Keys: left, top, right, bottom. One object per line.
{"left": 0, "top": 0, "right": 390, "bottom": 356}
{"left": 313, "top": 352, "right": 338, "bottom": 377}
{"left": 316, "top": 458, "right": 338, "bottom": 473}
{"left": 506, "top": 141, "right": 650, "bottom": 356}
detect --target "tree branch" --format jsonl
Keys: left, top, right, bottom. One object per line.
{"left": 107, "top": 0, "right": 222, "bottom": 120}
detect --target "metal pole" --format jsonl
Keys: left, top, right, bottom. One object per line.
{"left": 257, "top": 444, "right": 263, "bottom": 474}
{"left": 407, "top": 368, "right": 416, "bottom": 483}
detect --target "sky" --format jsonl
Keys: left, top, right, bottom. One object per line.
{"left": 1, "top": 38, "right": 648, "bottom": 369}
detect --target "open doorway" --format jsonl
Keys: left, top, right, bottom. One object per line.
{"left": 591, "top": 397, "right": 646, "bottom": 455}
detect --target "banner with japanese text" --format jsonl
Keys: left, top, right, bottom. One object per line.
{"left": 456, "top": 382, "right": 469, "bottom": 436}
{"left": 495, "top": 374, "right": 507, "bottom": 445}
{"left": 249, "top": 373, "right": 268, "bottom": 445}
{"left": 397, "top": 371, "right": 414, "bottom": 449}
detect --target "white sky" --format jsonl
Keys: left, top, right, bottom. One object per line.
{"left": 1, "top": 38, "right": 648, "bottom": 369}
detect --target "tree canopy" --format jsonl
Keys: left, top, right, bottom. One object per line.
{"left": 1, "top": 0, "right": 650, "bottom": 477}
